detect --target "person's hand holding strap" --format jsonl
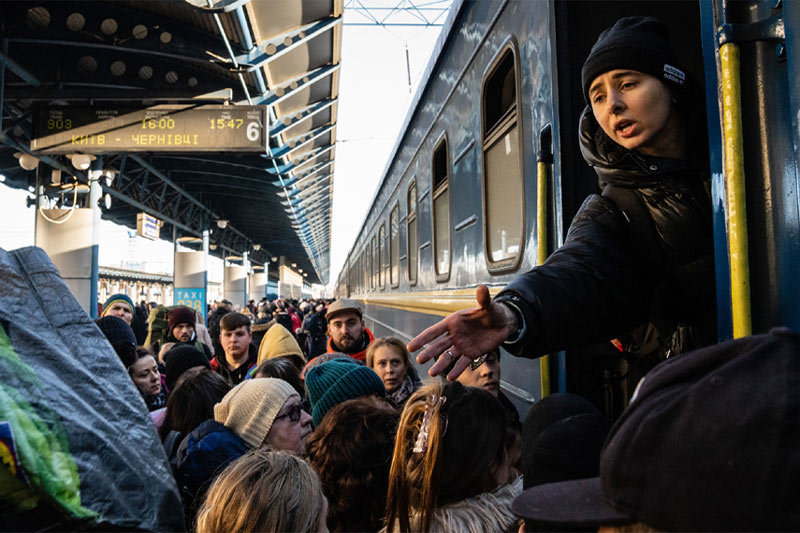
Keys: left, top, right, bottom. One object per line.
{"left": 408, "top": 285, "right": 519, "bottom": 380}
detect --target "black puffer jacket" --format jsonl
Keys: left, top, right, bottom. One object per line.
{"left": 496, "top": 107, "right": 715, "bottom": 359}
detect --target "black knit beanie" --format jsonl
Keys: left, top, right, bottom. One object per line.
{"left": 581, "top": 16, "right": 687, "bottom": 103}
{"left": 164, "top": 344, "right": 211, "bottom": 392}
{"left": 96, "top": 315, "right": 138, "bottom": 367}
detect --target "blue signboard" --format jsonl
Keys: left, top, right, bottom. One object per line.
{"left": 175, "top": 287, "right": 206, "bottom": 323}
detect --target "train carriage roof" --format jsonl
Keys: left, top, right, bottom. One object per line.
{"left": 0, "top": 0, "right": 344, "bottom": 285}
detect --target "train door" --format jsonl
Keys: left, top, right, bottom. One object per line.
{"left": 551, "top": 1, "right": 706, "bottom": 418}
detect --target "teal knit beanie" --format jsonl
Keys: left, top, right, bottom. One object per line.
{"left": 305, "top": 359, "right": 385, "bottom": 426}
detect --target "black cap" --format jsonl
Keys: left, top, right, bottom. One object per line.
{"left": 96, "top": 315, "right": 137, "bottom": 367}
{"left": 164, "top": 344, "right": 211, "bottom": 392}
{"left": 581, "top": 16, "right": 687, "bottom": 103}
{"left": 520, "top": 393, "right": 610, "bottom": 490}
{"left": 512, "top": 328, "right": 800, "bottom": 530}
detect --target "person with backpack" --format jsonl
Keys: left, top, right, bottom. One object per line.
{"left": 411, "top": 17, "right": 715, "bottom": 394}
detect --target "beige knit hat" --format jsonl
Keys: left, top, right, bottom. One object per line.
{"left": 213, "top": 378, "right": 297, "bottom": 449}
{"left": 257, "top": 324, "right": 305, "bottom": 369}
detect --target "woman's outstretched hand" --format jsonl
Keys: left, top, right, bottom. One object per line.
{"left": 408, "top": 285, "right": 519, "bottom": 380}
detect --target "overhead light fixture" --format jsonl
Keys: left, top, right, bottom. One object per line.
{"left": 298, "top": 269, "right": 303, "bottom": 273}
{"left": 210, "top": 243, "right": 218, "bottom": 250}
{"left": 216, "top": 218, "right": 229, "bottom": 229}
{"left": 291, "top": 263, "right": 297, "bottom": 267}
{"left": 14, "top": 152, "right": 39, "bottom": 171}
{"left": 303, "top": 273, "right": 308, "bottom": 277}
{"left": 69, "top": 153, "right": 95, "bottom": 171}
{"left": 102, "top": 170, "right": 115, "bottom": 187}
{"left": 253, "top": 243, "right": 261, "bottom": 251}
{"left": 271, "top": 256, "right": 278, "bottom": 262}
{"left": 103, "top": 193, "right": 112, "bottom": 210}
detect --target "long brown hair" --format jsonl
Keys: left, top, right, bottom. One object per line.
{"left": 385, "top": 381, "right": 507, "bottom": 532}
{"left": 306, "top": 396, "right": 398, "bottom": 531}
{"left": 195, "top": 449, "right": 326, "bottom": 533}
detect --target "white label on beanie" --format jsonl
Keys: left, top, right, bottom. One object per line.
{"left": 663, "top": 64, "right": 686, "bottom": 85}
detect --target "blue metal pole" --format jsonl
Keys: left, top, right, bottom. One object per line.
{"left": 89, "top": 156, "right": 103, "bottom": 318}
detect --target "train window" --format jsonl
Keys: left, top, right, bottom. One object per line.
{"left": 481, "top": 42, "right": 524, "bottom": 272}
{"left": 432, "top": 135, "right": 451, "bottom": 280}
{"left": 390, "top": 203, "right": 400, "bottom": 287}
{"left": 371, "top": 235, "right": 377, "bottom": 289}
{"left": 379, "top": 223, "right": 386, "bottom": 288}
{"left": 407, "top": 180, "right": 418, "bottom": 285}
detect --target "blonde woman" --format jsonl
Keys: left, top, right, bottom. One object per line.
{"left": 366, "top": 337, "right": 422, "bottom": 409}
{"left": 385, "top": 381, "right": 521, "bottom": 532}
{"left": 196, "top": 449, "right": 329, "bottom": 533}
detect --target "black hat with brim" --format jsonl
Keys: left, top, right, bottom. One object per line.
{"left": 511, "top": 477, "right": 632, "bottom": 527}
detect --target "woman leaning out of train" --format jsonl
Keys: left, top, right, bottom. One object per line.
{"left": 384, "top": 381, "right": 522, "bottom": 532}
{"left": 366, "top": 337, "right": 422, "bottom": 409}
{"left": 411, "top": 16, "right": 716, "bottom": 388}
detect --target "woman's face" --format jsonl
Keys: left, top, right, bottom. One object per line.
{"left": 371, "top": 345, "right": 408, "bottom": 393}
{"left": 130, "top": 355, "right": 161, "bottom": 397}
{"left": 263, "top": 394, "right": 313, "bottom": 454}
{"left": 588, "top": 69, "right": 683, "bottom": 159}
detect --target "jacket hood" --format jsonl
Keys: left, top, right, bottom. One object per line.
{"left": 579, "top": 106, "right": 706, "bottom": 189}
{"left": 257, "top": 323, "right": 304, "bottom": 366}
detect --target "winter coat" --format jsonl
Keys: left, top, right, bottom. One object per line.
{"left": 382, "top": 477, "right": 522, "bottom": 533}
{"left": 302, "top": 311, "right": 328, "bottom": 359}
{"left": 497, "top": 107, "right": 715, "bottom": 363}
{"left": 174, "top": 419, "right": 249, "bottom": 522}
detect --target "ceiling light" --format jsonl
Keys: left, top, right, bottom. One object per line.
{"left": 14, "top": 152, "right": 39, "bottom": 171}
{"left": 291, "top": 263, "right": 297, "bottom": 267}
{"left": 69, "top": 153, "right": 95, "bottom": 170}
{"left": 271, "top": 256, "right": 278, "bottom": 262}
{"left": 210, "top": 243, "right": 218, "bottom": 250}
{"left": 216, "top": 218, "right": 229, "bottom": 229}
{"left": 253, "top": 243, "right": 261, "bottom": 251}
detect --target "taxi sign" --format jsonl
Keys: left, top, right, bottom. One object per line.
{"left": 31, "top": 105, "right": 266, "bottom": 154}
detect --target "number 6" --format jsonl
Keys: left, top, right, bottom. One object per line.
{"left": 246, "top": 122, "right": 260, "bottom": 141}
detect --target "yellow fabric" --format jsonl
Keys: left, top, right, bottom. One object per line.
{"left": 257, "top": 324, "right": 304, "bottom": 366}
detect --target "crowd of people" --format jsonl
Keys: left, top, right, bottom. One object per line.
{"left": 69, "top": 15, "right": 800, "bottom": 532}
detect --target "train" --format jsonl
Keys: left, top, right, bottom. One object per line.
{"left": 334, "top": 0, "right": 800, "bottom": 417}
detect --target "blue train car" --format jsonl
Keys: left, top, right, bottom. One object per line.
{"left": 336, "top": 0, "right": 800, "bottom": 417}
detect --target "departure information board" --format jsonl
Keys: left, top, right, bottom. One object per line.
{"left": 31, "top": 105, "right": 266, "bottom": 154}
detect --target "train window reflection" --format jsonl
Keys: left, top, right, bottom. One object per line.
{"left": 407, "top": 181, "right": 418, "bottom": 285}
{"left": 432, "top": 135, "right": 451, "bottom": 280}
{"left": 482, "top": 43, "right": 524, "bottom": 271}
{"left": 390, "top": 204, "right": 400, "bottom": 287}
{"left": 379, "top": 223, "right": 386, "bottom": 288}
{"left": 371, "top": 235, "right": 377, "bottom": 289}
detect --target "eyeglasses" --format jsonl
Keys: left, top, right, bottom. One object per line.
{"left": 274, "top": 403, "right": 303, "bottom": 423}
{"left": 469, "top": 352, "right": 498, "bottom": 371}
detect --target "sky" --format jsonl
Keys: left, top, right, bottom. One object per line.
{"left": 0, "top": 4, "right": 450, "bottom": 290}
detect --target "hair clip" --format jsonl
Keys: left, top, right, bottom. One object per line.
{"left": 413, "top": 394, "right": 446, "bottom": 454}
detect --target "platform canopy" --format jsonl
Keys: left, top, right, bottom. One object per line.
{"left": 0, "top": 0, "right": 343, "bottom": 285}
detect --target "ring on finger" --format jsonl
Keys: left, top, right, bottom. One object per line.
{"left": 445, "top": 349, "right": 457, "bottom": 363}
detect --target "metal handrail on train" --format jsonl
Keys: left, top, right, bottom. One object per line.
{"left": 719, "top": 41, "right": 752, "bottom": 338}
{"left": 537, "top": 124, "right": 552, "bottom": 396}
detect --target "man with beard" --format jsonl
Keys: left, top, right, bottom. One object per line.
{"left": 325, "top": 299, "right": 374, "bottom": 362}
